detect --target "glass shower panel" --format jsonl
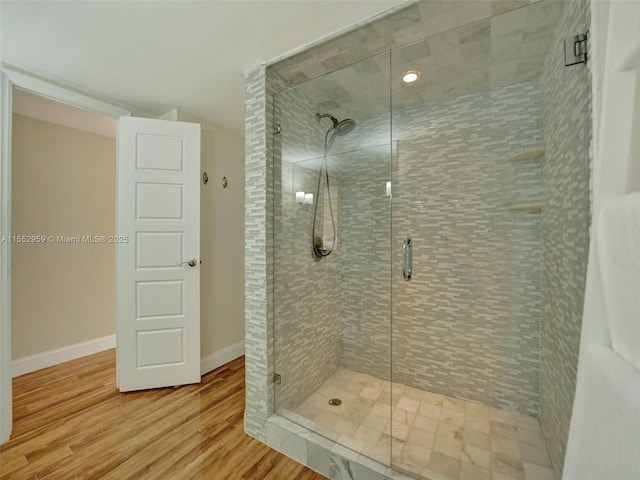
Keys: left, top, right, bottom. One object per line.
{"left": 390, "top": 30, "right": 545, "bottom": 478}
{"left": 272, "top": 52, "right": 394, "bottom": 465}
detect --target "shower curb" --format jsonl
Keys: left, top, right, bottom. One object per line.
{"left": 265, "top": 414, "right": 436, "bottom": 480}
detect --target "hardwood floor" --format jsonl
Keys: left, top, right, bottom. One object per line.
{"left": 0, "top": 350, "right": 326, "bottom": 479}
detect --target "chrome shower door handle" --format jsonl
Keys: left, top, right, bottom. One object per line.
{"left": 402, "top": 237, "right": 412, "bottom": 281}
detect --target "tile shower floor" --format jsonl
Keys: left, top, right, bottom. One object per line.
{"left": 282, "top": 367, "right": 556, "bottom": 480}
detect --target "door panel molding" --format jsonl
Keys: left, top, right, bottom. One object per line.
{"left": 116, "top": 117, "right": 200, "bottom": 392}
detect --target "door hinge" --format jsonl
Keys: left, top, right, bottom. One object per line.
{"left": 565, "top": 32, "right": 588, "bottom": 66}
{"left": 272, "top": 123, "right": 281, "bottom": 135}
{"left": 273, "top": 373, "right": 282, "bottom": 385}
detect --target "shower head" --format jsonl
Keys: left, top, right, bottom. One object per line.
{"left": 316, "top": 112, "right": 356, "bottom": 136}
{"left": 335, "top": 118, "right": 356, "bottom": 136}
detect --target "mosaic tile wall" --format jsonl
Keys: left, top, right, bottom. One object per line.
{"left": 337, "top": 81, "right": 544, "bottom": 415}
{"left": 271, "top": 52, "right": 395, "bottom": 413}
{"left": 340, "top": 144, "right": 392, "bottom": 378}
{"left": 244, "top": 65, "right": 271, "bottom": 441}
{"left": 268, "top": 78, "right": 545, "bottom": 418}
{"left": 273, "top": 84, "right": 344, "bottom": 411}
{"left": 244, "top": 65, "right": 290, "bottom": 441}
{"left": 539, "top": 0, "right": 591, "bottom": 476}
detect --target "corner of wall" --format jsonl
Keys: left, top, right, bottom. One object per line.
{"left": 200, "top": 340, "right": 245, "bottom": 376}
{"left": 243, "top": 63, "right": 295, "bottom": 440}
{"left": 244, "top": 64, "right": 271, "bottom": 440}
{"left": 159, "top": 109, "right": 179, "bottom": 121}
{"left": 539, "top": 0, "right": 593, "bottom": 477}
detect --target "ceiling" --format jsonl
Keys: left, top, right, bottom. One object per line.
{"left": 0, "top": 0, "right": 406, "bottom": 134}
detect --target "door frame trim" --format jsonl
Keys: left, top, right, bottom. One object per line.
{"left": 0, "top": 67, "right": 131, "bottom": 444}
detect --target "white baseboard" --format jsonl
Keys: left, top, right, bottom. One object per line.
{"left": 12, "top": 334, "right": 116, "bottom": 377}
{"left": 12, "top": 336, "right": 244, "bottom": 378}
{"left": 200, "top": 340, "right": 244, "bottom": 375}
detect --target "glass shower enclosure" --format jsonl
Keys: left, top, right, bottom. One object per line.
{"left": 273, "top": 51, "right": 394, "bottom": 463}
{"left": 272, "top": 4, "right": 561, "bottom": 477}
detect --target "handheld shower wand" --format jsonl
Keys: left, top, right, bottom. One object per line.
{"left": 312, "top": 112, "right": 357, "bottom": 261}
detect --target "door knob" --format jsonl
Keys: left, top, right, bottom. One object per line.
{"left": 178, "top": 258, "right": 197, "bottom": 267}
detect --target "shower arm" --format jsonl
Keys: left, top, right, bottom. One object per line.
{"left": 316, "top": 112, "right": 339, "bottom": 128}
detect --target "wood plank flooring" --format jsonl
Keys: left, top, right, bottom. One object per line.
{"left": 0, "top": 350, "right": 326, "bottom": 480}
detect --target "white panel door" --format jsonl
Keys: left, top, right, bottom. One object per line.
{"left": 117, "top": 116, "right": 200, "bottom": 392}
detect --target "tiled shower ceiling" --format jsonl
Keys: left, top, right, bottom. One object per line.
{"left": 271, "top": 0, "right": 565, "bottom": 120}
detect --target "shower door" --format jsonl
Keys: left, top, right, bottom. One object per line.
{"left": 271, "top": 52, "right": 395, "bottom": 466}
{"left": 389, "top": 31, "right": 545, "bottom": 478}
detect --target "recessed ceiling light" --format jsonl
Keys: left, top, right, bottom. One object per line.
{"left": 402, "top": 70, "right": 421, "bottom": 83}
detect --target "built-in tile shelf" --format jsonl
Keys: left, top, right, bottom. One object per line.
{"left": 510, "top": 203, "right": 545, "bottom": 213}
{"left": 507, "top": 149, "right": 545, "bottom": 162}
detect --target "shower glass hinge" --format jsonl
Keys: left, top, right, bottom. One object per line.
{"left": 272, "top": 123, "right": 281, "bottom": 135}
{"left": 565, "top": 32, "right": 588, "bottom": 66}
{"left": 273, "top": 373, "right": 282, "bottom": 385}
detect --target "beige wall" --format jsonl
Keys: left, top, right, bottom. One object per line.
{"left": 11, "top": 114, "right": 116, "bottom": 359}
{"left": 162, "top": 109, "right": 246, "bottom": 359}
{"left": 12, "top": 109, "right": 245, "bottom": 365}
{"left": 195, "top": 118, "right": 245, "bottom": 358}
